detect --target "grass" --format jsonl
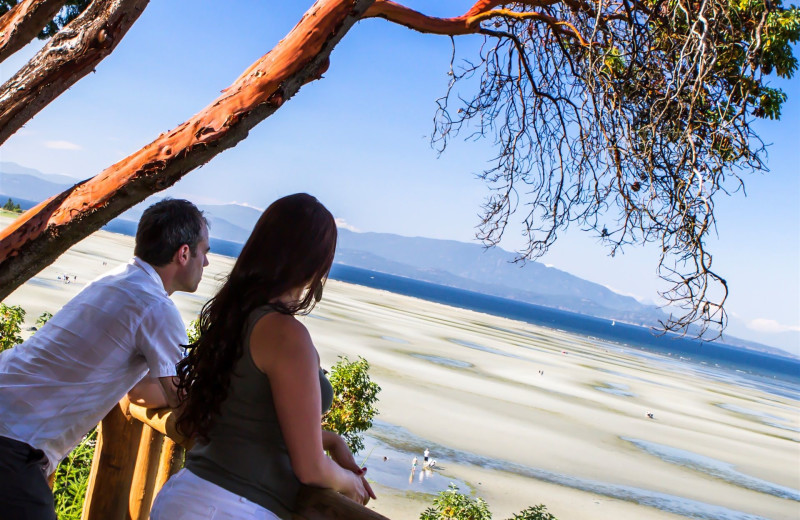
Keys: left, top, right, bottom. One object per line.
{"left": 53, "top": 428, "right": 97, "bottom": 520}
{"left": 0, "top": 208, "right": 21, "bottom": 218}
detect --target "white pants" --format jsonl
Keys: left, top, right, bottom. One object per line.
{"left": 151, "top": 468, "right": 281, "bottom": 520}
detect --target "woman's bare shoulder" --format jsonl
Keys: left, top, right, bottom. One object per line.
{"left": 250, "top": 312, "right": 314, "bottom": 371}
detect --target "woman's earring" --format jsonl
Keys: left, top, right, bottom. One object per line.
{"left": 313, "top": 283, "right": 324, "bottom": 302}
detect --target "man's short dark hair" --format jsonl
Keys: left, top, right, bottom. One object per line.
{"left": 134, "top": 199, "right": 208, "bottom": 266}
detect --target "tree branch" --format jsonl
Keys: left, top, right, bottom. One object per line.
{"left": 363, "top": 0, "right": 571, "bottom": 35}
{"left": 0, "top": 0, "right": 148, "bottom": 147}
{"left": 0, "top": 0, "right": 375, "bottom": 300}
{"left": 0, "top": 0, "right": 67, "bottom": 63}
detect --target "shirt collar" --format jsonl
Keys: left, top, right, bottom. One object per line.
{"left": 132, "top": 257, "right": 169, "bottom": 296}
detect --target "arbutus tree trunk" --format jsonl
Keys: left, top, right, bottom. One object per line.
{"left": 0, "top": 0, "right": 149, "bottom": 147}
{"left": 0, "top": 0, "right": 67, "bottom": 63}
{"left": 0, "top": 0, "right": 375, "bottom": 300}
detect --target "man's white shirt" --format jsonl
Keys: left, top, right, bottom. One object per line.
{"left": 0, "top": 257, "right": 187, "bottom": 474}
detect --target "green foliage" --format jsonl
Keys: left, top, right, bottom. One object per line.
{"left": 2, "top": 197, "right": 21, "bottom": 213}
{"left": 322, "top": 356, "right": 381, "bottom": 454}
{"left": 53, "top": 428, "right": 97, "bottom": 520}
{"left": 0, "top": 1, "right": 91, "bottom": 39}
{"left": 0, "top": 303, "right": 95, "bottom": 519}
{"left": 0, "top": 303, "right": 25, "bottom": 352}
{"left": 186, "top": 317, "right": 201, "bottom": 344}
{"left": 420, "top": 485, "right": 559, "bottom": 520}
{"left": 509, "top": 505, "right": 558, "bottom": 520}
{"left": 420, "top": 485, "right": 492, "bottom": 520}
{"left": 36, "top": 311, "right": 54, "bottom": 329}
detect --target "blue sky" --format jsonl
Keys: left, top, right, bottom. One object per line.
{"left": 0, "top": 1, "right": 797, "bottom": 353}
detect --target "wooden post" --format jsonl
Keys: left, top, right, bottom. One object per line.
{"left": 153, "top": 436, "right": 183, "bottom": 495}
{"left": 129, "top": 425, "right": 164, "bottom": 520}
{"left": 82, "top": 403, "right": 143, "bottom": 520}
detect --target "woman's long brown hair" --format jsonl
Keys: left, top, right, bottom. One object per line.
{"left": 176, "top": 193, "right": 337, "bottom": 440}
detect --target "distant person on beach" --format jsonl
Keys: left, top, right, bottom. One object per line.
{"left": 424, "top": 448, "right": 430, "bottom": 463}
{"left": 412, "top": 456, "right": 418, "bottom": 471}
{"left": 151, "top": 194, "right": 374, "bottom": 520}
{"left": 0, "top": 199, "right": 209, "bottom": 520}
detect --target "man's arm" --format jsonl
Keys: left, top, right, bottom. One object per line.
{"left": 127, "top": 376, "right": 178, "bottom": 409}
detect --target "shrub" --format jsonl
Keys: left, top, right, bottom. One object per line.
{"left": 420, "top": 484, "right": 492, "bottom": 520}
{"left": 420, "top": 485, "right": 559, "bottom": 520}
{"left": 0, "top": 303, "right": 25, "bottom": 352}
{"left": 322, "top": 355, "right": 381, "bottom": 454}
{"left": 510, "top": 505, "right": 558, "bottom": 520}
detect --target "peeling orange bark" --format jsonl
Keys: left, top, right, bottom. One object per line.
{"left": 0, "top": 0, "right": 374, "bottom": 300}
{"left": 0, "top": 0, "right": 67, "bottom": 63}
{"left": 0, "top": 0, "right": 149, "bottom": 147}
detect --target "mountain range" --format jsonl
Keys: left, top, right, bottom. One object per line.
{"left": 1, "top": 161, "right": 793, "bottom": 358}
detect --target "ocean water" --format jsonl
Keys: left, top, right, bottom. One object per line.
{"left": 326, "top": 264, "right": 800, "bottom": 386}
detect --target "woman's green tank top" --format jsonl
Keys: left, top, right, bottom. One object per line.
{"left": 184, "top": 306, "right": 334, "bottom": 518}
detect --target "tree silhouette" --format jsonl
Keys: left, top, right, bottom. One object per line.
{"left": 0, "top": 0, "right": 797, "bottom": 337}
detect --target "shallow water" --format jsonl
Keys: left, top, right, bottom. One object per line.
{"left": 623, "top": 437, "right": 800, "bottom": 501}
{"left": 409, "top": 353, "right": 473, "bottom": 369}
{"left": 381, "top": 336, "right": 409, "bottom": 344}
{"left": 594, "top": 382, "right": 636, "bottom": 397}
{"left": 368, "top": 421, "right": 784, "bottom": 520}
{"left": 447, "top": 338, "right": 528, "bottom": 361}
{"left": 359, "top": 434, "right": 468, "bottom": 496}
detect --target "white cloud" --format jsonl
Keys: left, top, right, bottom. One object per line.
{"left": 335, "top": 217, "right": 360, "bottom": 232}
{"left": 45, "top": 140, "right": 82, "bottom": 150}
{"left": 746, "top": 318, "right": 800, "bottom": 334}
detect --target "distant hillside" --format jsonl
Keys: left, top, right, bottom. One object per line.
{"left": 0, "top": 171, "right": 71, "bottom": 202}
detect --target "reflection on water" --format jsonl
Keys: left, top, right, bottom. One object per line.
{"left": 623, "top": 437, "right": 800, "bottom": 501}
{"left": 370, "top": 421, "right": 777, "bottom": 520}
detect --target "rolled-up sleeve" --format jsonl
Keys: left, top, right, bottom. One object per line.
{"left": 136, "top": 302, "right": 188, "bottom": 378}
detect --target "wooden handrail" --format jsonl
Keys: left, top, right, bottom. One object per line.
{"left": 81, "top": 401, "right": 390, "bottom": 520}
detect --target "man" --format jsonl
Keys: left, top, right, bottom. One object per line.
{"left": 0, "top": 198, "right": 209, "bottom": 519}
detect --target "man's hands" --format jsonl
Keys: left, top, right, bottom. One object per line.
{"left": 322, "top": 430, "right": 377, "bottom": 504}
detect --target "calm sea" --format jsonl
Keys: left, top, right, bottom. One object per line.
{"left": 113, "top": 231, "right": 800, "bottom": 390}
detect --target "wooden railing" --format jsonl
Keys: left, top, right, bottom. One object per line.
{"left": 80, "top": 402, "right": 389, "bottom": 520}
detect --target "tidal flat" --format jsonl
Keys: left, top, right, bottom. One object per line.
{"left": 3, "top": 217, "right": 797, "bottom": 520}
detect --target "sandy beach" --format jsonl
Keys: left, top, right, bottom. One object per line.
{"left": 2, "top": 215, "right": 798, "bottom": 520}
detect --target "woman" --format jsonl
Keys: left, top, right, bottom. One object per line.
{"left": 152, "top": 193, "right": 374, "bottom": 519}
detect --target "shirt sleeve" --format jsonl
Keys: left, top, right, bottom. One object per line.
{"left": 136, "top": 301, "right": 188, "bottom": 378}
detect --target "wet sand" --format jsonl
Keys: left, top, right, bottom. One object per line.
{"left": 3, "top": 217, "right": 798, "bottom": 520}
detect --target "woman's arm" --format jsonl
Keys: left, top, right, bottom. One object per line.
{"left": 250, "top": 314, "right": 370, "bottom": 505}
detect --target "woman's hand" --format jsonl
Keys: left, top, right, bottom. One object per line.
{"left": 341, "top": 470, "right": 372, "bottom": 505}
{"left": 322, "top": 431, "right": 377, "bottom": 501}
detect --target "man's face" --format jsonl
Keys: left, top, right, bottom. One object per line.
{"left": 178, "top": 226, "right": 210, "bottom": 293}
